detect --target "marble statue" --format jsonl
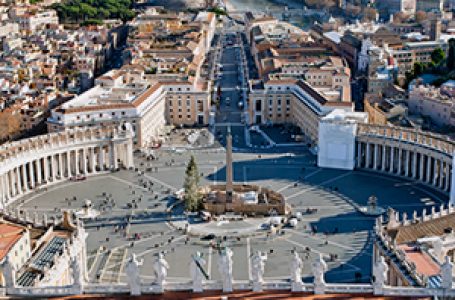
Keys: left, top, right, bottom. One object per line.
{"left": 217, "top": 247, "right": 234, "bottom": 292}
{"left": 190, "top": 251, "right": 207, "bottom": 292}
{"left": 312, "top": 254, "right": 327, "bottom": 294}
{"left": 373, "top": 256, "right": 388, "bottom": 289}
{"left": 290, "top": 251, "right": 303, "bottom": 292}
{"left": 1, "top": 255, "right": 15, "bottom": 288}
{"left": 290, "top": 251, "right": 303, "bottom": 284}
{"left": 433, "top": 237, "right": 445, "bottom": 261}
{"left": 441, "top": 256, "right": 453, "bottom": 289}
{"left": 71, "top": 255, "right": 83, "bottom": 288}
{"left": 251, "top": 250, "right": 267, "bottom": 291}
{"left": 153, "top": 252, "right": 169, "bottom": 289}
{"left": 125, "top": 253, "right": 143, "bottom": 296}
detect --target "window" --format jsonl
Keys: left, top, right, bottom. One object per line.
{"left": 112, "top": 112, "right": 115, "bottom": 116}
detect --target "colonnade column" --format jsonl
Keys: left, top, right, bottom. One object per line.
{"left": 373, "top": 144, "right": 378, "bottom": 170}
{"left": 111, "top": 143, "right": 118, "bottom": 169}
{"left": 126, "top": 141, "right": 134, "bottom": 169}
{"left": 28, "top": 161, "right": 35, "bottom": 189}
{"left": 389, "top": 147, "right": 394, "bottom": 173}
{"left": 66, "top": 151, "right": 72, "bottom": 177}
{"left": 445, "top": 162, "right": 451, "bottom": 192}
{"left": 1, "top": 174, "right": 9, "bottom": 203}
{"left": 74, "top": 149, "right": 79, "bottom": 175}
{"left": 99, "top": 146, "right": 104, "bottom": 171}
{"left": 16, "top": 167, "right": 22, "bottom": 194}
{"left": 90, "top": 148, "right": 96, "bottom": 173}
{"left": 419, "top": 154, "right": 425, "bottom": 181}
{"left": 357, "top": 142, "right": 362, "bottom": 168}
{"left": 381, "top": 145, "right": 386, "bottom": 171}
{"left": 433, "top": 159, "right": 438, "bottom": 186}
{"left": 404, "top": 150, "right": 410, "bottom": 177}
{"left": 51, "top": 155, "right": 57, "bottom": 181}
{"left": 0, "top": 174, "right": 6, "bottom": 204}
{"left": 21, "top": 164, "right": 28, "bottom": 192}
{"left": 398, "top": 149, "right": 402, "bottom": 175}
{"left": 82, "top": 148, "right": 88, "bottom": 174}
{"left": 412, "top": 152, "right": 418, "bottom": 179}
{"left": 44, "top": 156, "right": 49, "bottom": 183}
{"left": 439, "top": 161, "right": 444, "bottom": 189}
{"left": 58, "top": 153, "right": 64, "bottom": 179}
{"left": 35, "top": 159, "right": 42, "bottom": 185}
{"left": 366, "top": 143, "right": 371, "bottom": 169}
{"left": 427, "top": 156, "right": 432, "bottom": 183}
{"left": 9, "top": 171, "right": 16, "bottom": 197}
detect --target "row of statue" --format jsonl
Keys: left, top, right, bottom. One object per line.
{"left": 124, "top": 248, "right": 330, "bottom": 295}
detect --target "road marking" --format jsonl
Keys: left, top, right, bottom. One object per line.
{"left": 246, "top": 237, "right": 251, "bottom": 280}
{"left": 304, "top": 169, "right": 323, "bottom": 180}
{"left": 104, "top": 236, "right": 186, "bottom": 271}
{"left": 143, "top": 173, "right": 177, "bottom": 191}
{"left": 288, "top": 229, "right": 370, "bottom": 254}
{"left": 283, "top": 237, "right": 326, "bottom": 256}
{"left": 16, "top": 176, "right": 106, "bottom": 208}
{"left": 275, "top": 171, "right": 321, "bottom": 193}
{"left": 357, "top": 171, "right": 445, "bottom": 203}
{"left": 213, "top": 166, "right": 218, "bottom": 185}
{"left": 108, "top": 175, "right": 148, "bottom": 191}
{"left": 87, "top": 229, "right": 176, "bottom": 260}
{"left": 286, "top": 172, "right": 352, "bottom": 200}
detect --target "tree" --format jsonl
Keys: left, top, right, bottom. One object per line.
{"left": 393, "top": 12, "right": 408, "bottom": 23}
{"left": 447, "top": 38, "right": 455, "bottom": 71}
{"left": 413, "top": 62, "right": 424, "bottom": 76}
{"left": 346, "top": 4, "right": 361, "bottom": 17}
{"left": 431, "top": 47, "right": 445, "bottom": 65}
{"left": 362, "top": 7, "right": 378, "bottom": 22}
{"left": 0, "top": 111, "right": 21, "bottom": 141}
{"left": 415, "top": 11, "right": 427, "bottom": 23}
{"left": 183, "top": 155, "right": 202, "bottom": 212}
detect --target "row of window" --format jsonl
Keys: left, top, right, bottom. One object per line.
{"left": 170, "top": 114, "right": 192, "bottom": 119}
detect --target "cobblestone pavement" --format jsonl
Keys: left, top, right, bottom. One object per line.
{"left": 16, "top": 148, "right": 447, "bottom": 285}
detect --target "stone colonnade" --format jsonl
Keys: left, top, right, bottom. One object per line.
{"left": 0, "top": 126, "right": 134, "bottom": 208}
{"left": 356, "top": 124, "right": 454, "bottom": 195}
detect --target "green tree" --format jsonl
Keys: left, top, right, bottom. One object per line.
{"left": 183, "top": 156, "right": 202, "bottom": 212}
{"left": 447, "top": 38, "right": 455, "bottom": 71}
{"left": 413, "top": 62, "right": 424, "bottom": 76}
{"left": 431, "top": 47, "right": 445, "bottom": 65}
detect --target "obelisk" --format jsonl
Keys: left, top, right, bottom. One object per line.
{"left": 226, "top": 126, "right": 233, "bottom": 203}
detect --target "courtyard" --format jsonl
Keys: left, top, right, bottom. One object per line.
{"left": 12, "top": 146, "right": 448, "bottom": 285}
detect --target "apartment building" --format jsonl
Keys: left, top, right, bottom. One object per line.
{"left": 248, "top": 79, "right": 354, "bottom": 144}
{"left": 0, "top": 223, "right": 31, "bottom": 286}
{"left": 48, "top": 67, "right": 210, "bottom": 147}
{"left": 408, "top": 84, "right": 455, "bottom": 128}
